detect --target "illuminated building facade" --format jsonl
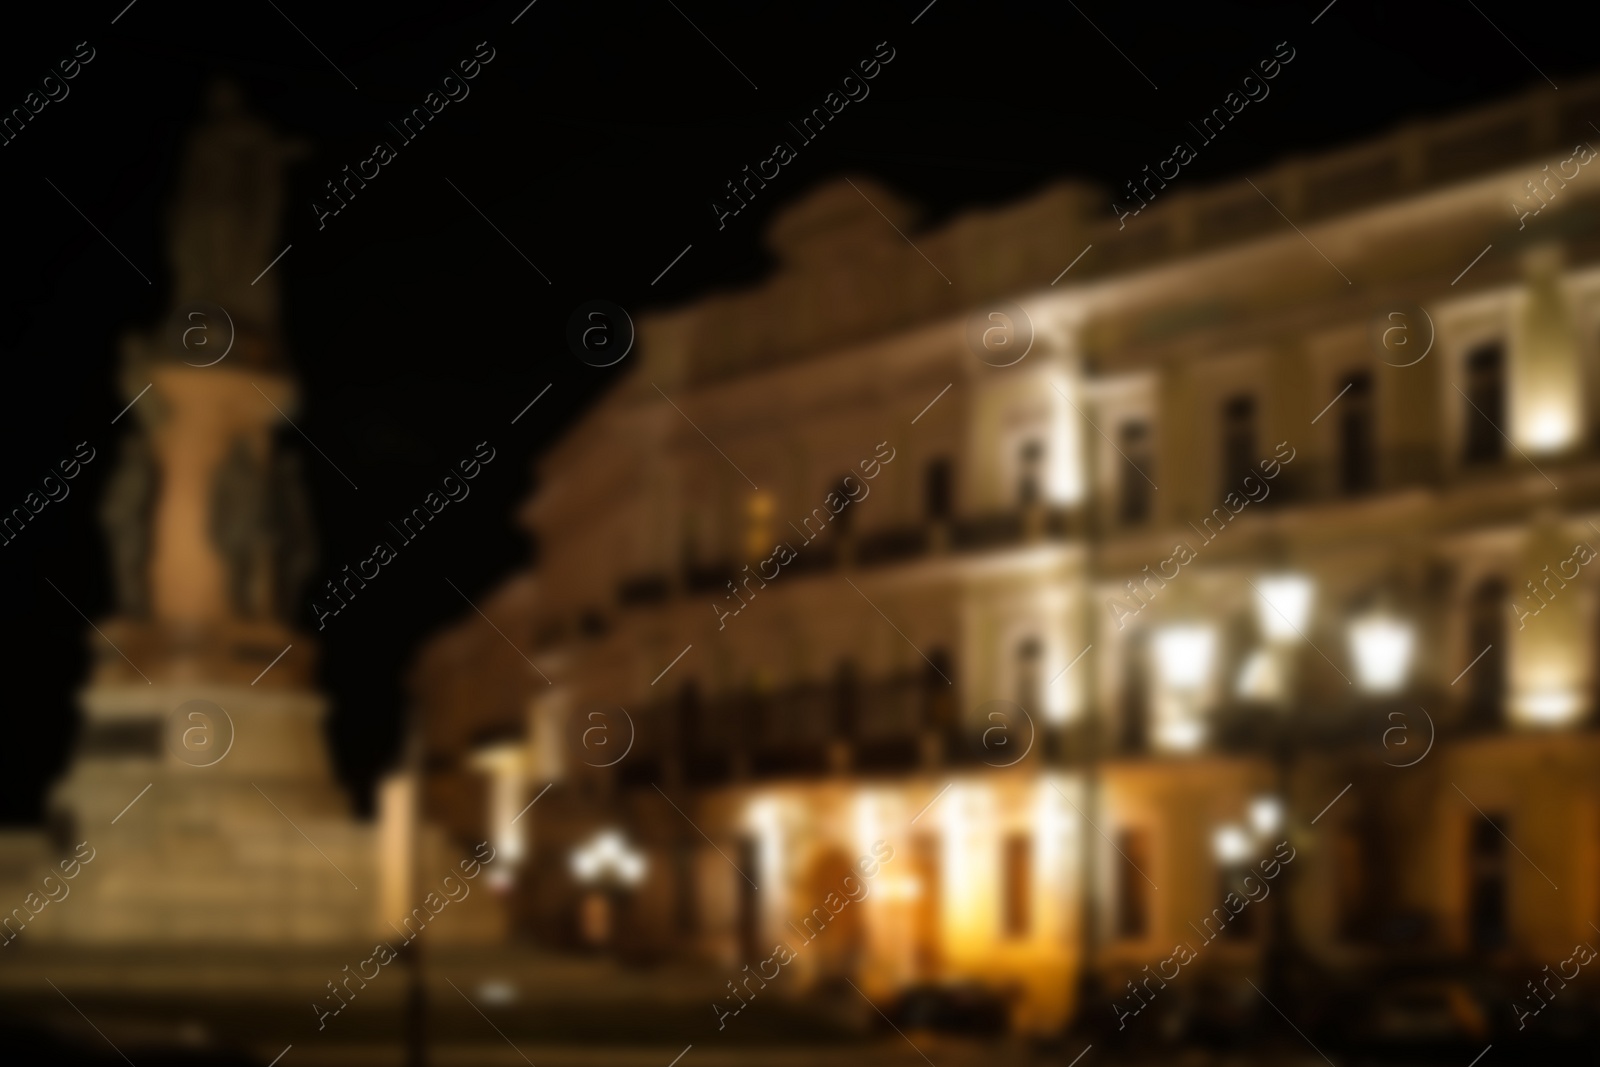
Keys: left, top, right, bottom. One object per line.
{"left": 413, "top": 78, "right": 1600, "bottom": 1030}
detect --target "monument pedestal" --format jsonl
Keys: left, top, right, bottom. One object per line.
{"left": 43, "top": 675, "right": 375, "bottom": 945}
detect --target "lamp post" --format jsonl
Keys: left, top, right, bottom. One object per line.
{"left": 1213, "top": 799, "right": 1280, "bottom": 920}
{"left": 1074, "top": 374, "right": 1104, "bottom": 1030}
{"left": 400, "top": 717, "right": 428, "bottom": 1067}
{"left": 1251, "top": 572, "right": 1314, "bottom": 1008}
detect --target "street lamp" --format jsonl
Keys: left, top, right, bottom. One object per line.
{"left": 1154, "top": 623, "right": 1215, "bottom": 751}
{"left": 1213, "top": 824, "right": 1252, "bottom": 864}
{"left": 571, "top": 829, "right": 647, "bottom": 950}
{"left": 571, "top": 829, "right": 647, "bottom": 886}
{"left": 1254, "top": 574, "right": 1315, "bottom": 642}
{"left": 1242, "top": 573, "right": 1315, "bottom": 705}
{"left": 1249, "top": 572, "right": 1316, "bottom": 1018}
{"left": 1249, "top": 795, "right": 1283, "bottom": 837}
{"left": 1349, "top": 611, "right": 1415, "bottom": 694}
{"left": 1154, "top": 624, "right": 1215, "bottom": 690}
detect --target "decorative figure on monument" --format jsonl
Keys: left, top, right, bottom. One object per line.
{"left": 211, "top": 438, "right": 319, "bottom": 622}
{"left": 211, "top": 437, "right": 273, "bottom": 619}
{"left": 98, "top": 433, "right": 158, "bottom": 618}
{"left": 168, "top": 81, "right": 307, "bottom": 331}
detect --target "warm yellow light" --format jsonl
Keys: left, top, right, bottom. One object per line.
{"left": 878, "top": 875, "right": 923, "bottom": 901}
{"left": 940, "top": 783, "right": 994, "bottom": 957}
{"left": 1519, "top": 688, "right": 1581, "bottom": 725}
{"left": 744, "top": 491, "right": 775, "bottom": 559}
{"left": 471, "top": 741, "right": 528, "bottom": 866}
{"left": 1525, "top": 407, "right": 1575, "bottom": 452}
{"left": 1514, "top": 247, "right": 1581, "bottom": 455}
{"left": 1157, "top": 717, "right": 1204, "bottom": 752}
{"left": 1049, "top": 372, "right": 1086, "bottom": 505}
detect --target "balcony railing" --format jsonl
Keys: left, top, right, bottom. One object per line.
{"left": 611, "top": 673, "right": 989, "bottom": 787}
{"left": 616, "top": 505, "right": 1077, "bottom": 611}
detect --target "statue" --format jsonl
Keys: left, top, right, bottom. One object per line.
{"left": 99, "top": 433, "right": 158, "bottom": 617}
{"left": 168, "top": 82, "right": 307, "bottom": 331}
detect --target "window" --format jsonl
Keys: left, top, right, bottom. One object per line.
{"left": 1017, "top": 439, "right": 1045, "bottom": 506}
{"left": 1118, "top": 420, "right": 1153, "bottom": 524}
{"left": 1462, "top": 342, "right": 1506, "bottom": 465}
{"left": 1467, "top": 815, "right": 1509, "bottom": 953}
{"left": 1337, "top": 372, "right": 1375, "bottom": 495}
{"left": 1465, "top": 578, "right": 1506, "bottom": 728}
{"left": 1220, "top": 395, "right": 1257, "bottom": 498}
{"left": 1114, "top": 828, "right": 1150, "bottom": 939}
{"left": 1015, "top": 637, "right": 1043, "bottom": 712}
{"left": 1001, "top": 833, "right": 1032, "bottom": 938}
{"left": 925, "top": 458, "right": 953, "bottom": 521}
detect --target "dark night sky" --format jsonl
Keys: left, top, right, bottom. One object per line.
{"left": 1, "top": 0, "right": 1596, "bottom": 821}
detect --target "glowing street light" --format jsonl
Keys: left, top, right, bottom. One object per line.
{"left": 1154, "top": 624, "right": 1216, "bottom": 692}
{"left": 570, "top": 829, "right": 647, "bottom": 887}
{"left": 1213, "top": 824, "right": 1252, "bottom": 864}
{"left": 1349, "top": 611, "right": 1415, "bottom": 694}
{"left": 1254, "top": 574, "right": 1315, "bottom": 642}
{"left": 1249, "top": 795, "right": 1283, "bottom": 837}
